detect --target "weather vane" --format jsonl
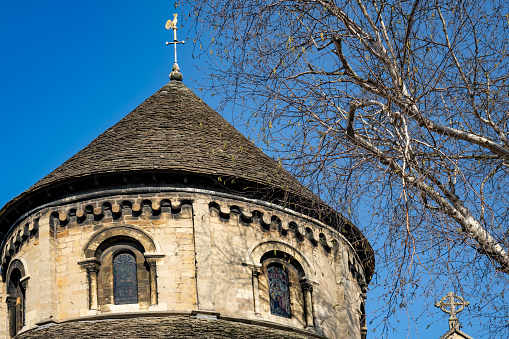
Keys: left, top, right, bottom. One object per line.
{"left": 435, "top": 292, "right": 470, "bottom": 331}
{"left": 165, "top": 13, "right": 185, "bottom": 81}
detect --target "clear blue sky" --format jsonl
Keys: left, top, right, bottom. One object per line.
{"left": 0, "top": 1, "right": 481, "bottom": 338}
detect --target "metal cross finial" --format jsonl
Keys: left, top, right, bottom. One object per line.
{"left": 435, "top": 292, "right": 470, "bottom": 331}
{"left": 165, "top": 13, "right": 185, "bottom": 81}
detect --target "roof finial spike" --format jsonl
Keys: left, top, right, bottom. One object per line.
{"left": 165, "top": 13, "right": 185, "bottom": 81}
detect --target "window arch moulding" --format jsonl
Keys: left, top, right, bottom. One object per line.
{"left": 79, "top": 225, "right": 164, "bottom": 312}
{"left": 82, "top": 224, "right": 161, "bottom": 259}
{"left": 243, "top": 240, "right": 319, "bottom": 329}
{"left": 243, "top": 239, "right": 316, "bottom": 279}
{"left": 5, "top": 258, "right": 29, "bottom": 292}
{"left": 5, "top": 258, "right": 29, "bottom": 338}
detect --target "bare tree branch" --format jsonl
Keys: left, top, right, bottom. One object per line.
{"left": 183, "top": 0, "right": 509, "bottom": 336}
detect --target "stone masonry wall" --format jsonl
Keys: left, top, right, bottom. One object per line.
{"left": 1, "top": 191, "right": 366, "bottom": 339}
{"left": 198, "top": 195, "right": 365, "bottom": 338}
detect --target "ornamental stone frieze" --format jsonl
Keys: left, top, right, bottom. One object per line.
{"left": 0, "top": 79, "right": 374, "bottom": 338}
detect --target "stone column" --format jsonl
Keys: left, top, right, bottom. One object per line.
{"left": 301, "top": 280, "right": 316, "bottom": 328}
{"left": 78, "top": 258, "right": 101, "bottom": 311}
{"left": 250, "top": 266, "right": 261, "bottom": 316}
{"left": 144, "top": 253, "right": 164, "bottom": 307}
{"left": 6, "top": 296, "right": 16, "bottom": 338}
{"left": 147, "top": 259, "right": 158, "bottom": 305}
{"left": 86, "top": 263, "right": 100, "bottom": 310}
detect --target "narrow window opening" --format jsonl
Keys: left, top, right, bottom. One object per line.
{"left": 113, "top": 252, "right": 138, "bottom": 304}
{"left": 16, "top": 283, "right": 25, "bottom": 333}
{"left": 267, "top": 264, "right": 291, "bottom": 318}
{"left": 7, "top": 268, "right": 25, "bottom": 337}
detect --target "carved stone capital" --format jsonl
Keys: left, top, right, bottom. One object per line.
{"left": 300, "top": 278, "right": 318, "bottom": 291}
{"left": 5, "top": 296, "right": 16, "bottom": 307}
{"left": 147, "top": 259, "right": 158, "bottom": 268}
{"left": 86, "top": 263, "right": 100, "bottom": 273}
{"left": 78, "top": 258, "right": 101, "bottom": 273}
{"left": 251, "top": 267, "right": 261, "bottom": 277}
{"left": 144, "top": 252, "right": 165, "bottom": 261}
{"left": 301, "top": 282, "right": 313, "bottom": 292}
{"left": 242, "top": 262, "right": 262, "bottom": 274}
{"left": 20, "top": 275, "right": 30, "bottom": 289}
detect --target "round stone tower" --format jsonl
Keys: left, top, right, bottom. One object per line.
{"left": 0, "top": 79, "right": 374, "bottom": 338}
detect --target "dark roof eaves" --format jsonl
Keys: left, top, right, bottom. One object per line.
{"left": 0, "top": 80, "right": 374, "bottom": 281}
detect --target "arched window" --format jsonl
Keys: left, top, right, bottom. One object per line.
{"left": 267, "top": 264, "right": 291, "bottom": 318}
{"left": 260, "top": 251, "right": 306, "bottom": 321}
{"left": 81, "top": 226, "right": 163, "bottom": 312}
{"left": 94, "top": 239, "right": 149, "bottom": 310}
{"left": 113, "top": 251, "right": 138, "bottom": 305}
{"left": 246, "top": 242, "right": 316, "bottom": 328}
{"left": 6, "top": 260, "right": 28, "bottom": 338}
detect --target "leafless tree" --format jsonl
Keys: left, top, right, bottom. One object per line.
{"left": 179, "top": 0, "right": 509, "bottom": 336}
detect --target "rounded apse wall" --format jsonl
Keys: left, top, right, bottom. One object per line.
{"left": 1, "top": 189, "right": 368, "bottom": 339}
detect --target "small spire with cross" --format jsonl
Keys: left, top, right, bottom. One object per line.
{"left": 435, "top": 292, "right": 470, "bottom": 331}
{"left": 165, "top": 13, "right": 185, "bottom": 81}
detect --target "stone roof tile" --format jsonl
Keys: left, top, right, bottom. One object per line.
{"left": 0, "top": 80, "right": 374, "bottom": 281}
{"left": 28, "top": 81, "right": 308, "bottom": 198}
{"left": 17, "top": 316, "right": 320, "bottom": 338}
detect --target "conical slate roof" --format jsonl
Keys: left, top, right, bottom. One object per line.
{"left": 0, "top": 80, "right": 374, "bottom": 280}
{"left": 27, "top": 81, "right": 304, "bottom": 196}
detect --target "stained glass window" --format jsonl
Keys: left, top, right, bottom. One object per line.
{"left": 267, "top": 265, "right": 291, "bottom": 318}
{"left": 113, "top": 252, "right": 138, "bottom": 304}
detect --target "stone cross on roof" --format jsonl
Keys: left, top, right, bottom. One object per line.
{"left": 435, "top": 292, "right": 470, "bottom": 331}
{"left": 165, "top": 13, "right": 185, "bottom": 81}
